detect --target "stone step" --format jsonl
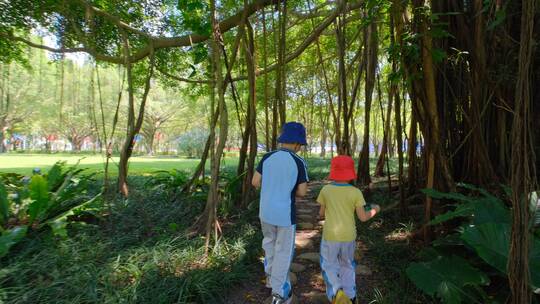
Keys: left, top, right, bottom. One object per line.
{"left": 296, "top": 252, "right": 320, "bottom": 263}
{"left": 301, "top": 291, "right": 330, "bottom": 304}
{"left": 297, "top": 214, "right": 314, "bottom": 221}
{"left": 295, "top": 237, "right": 314, "bottom": 249}
{"left": 355, "top": 264, "right": 372, "bottom": 276}
{"left": 297, "top": 222, "right": 314, "bottom": 230}
{"left": 289, "top": 262, "right": 307, "bottom": 273}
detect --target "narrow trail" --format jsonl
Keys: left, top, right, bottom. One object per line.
{"left": 227, "top": 180, "right": 381, "bottom": 304}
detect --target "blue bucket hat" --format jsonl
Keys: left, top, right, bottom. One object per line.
{"left": 278, "top": 122, "right": 307, "bottom": 145}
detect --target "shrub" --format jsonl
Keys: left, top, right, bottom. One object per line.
{"left": 177, "top": 129, "right": 209, "bottom": 158}
{"left": 406, "top": 184, "right": 540, "bottom": 303}
{"left": 0, "top": 161, "right": 100, "bottom": 258}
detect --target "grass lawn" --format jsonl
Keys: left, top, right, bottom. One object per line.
{"left": 0, "top": 153, "right": 239, "bottom": 176}
{"left": 0, "top": 152, "right": 400, "bottom": 178}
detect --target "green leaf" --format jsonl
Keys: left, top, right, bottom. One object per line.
{"left": 427, "top": 186, "right": 510, "bottom": 226}
{"left": 461, "top": 223, "right": 510, "bottom": 274}
{"left": 0, "top": 226, "right": 27, "bottom": 258}
{"left": 461, "top": 223, "right": 540, "bottom": 288}
{"left": 487, "top": 9, "right": 506, "bottom": 31}
{"left": 471, "top": 198, "right": 510, "bottom": 225}
{"left": 430, "top": 202, "right": 475, "bottom": 225}
{"left": 407, "top": 255, "right": 489, "bottom": 304}
{"left": 0, "top": 182, "right": 10, "bottom": 226}
{"left": 530, "top": 237, "right": 540, "bottom": 289}
{"left": 422, "top": 188, "right": 475, "bottom": 203}
{"left": 46, "top": 161, "right": 65, "bottom": 191}
{"left": 44, "top": 193, "right": 102, "bottom": 238}
{"left": 530, "top": 191, "right": 540, "bottom": 227}
{"left": 27, "top": 175, "right": 50, "bottom": 223}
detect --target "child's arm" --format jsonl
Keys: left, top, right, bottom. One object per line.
{"left": 251, "top": 172, "right": 262, "bottom": 189}
{"left": 296, "top": 182, "right": 308, "bottom": 197}
{"left": 355, "top": 204, "right": 380, "bottom": 222}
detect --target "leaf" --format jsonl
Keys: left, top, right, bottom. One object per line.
{"left": 427, "top": 186, "right": 510, "bottom": 226}
{"left": 46, "top": 161, "right": 65, "bottom": 191}
{"left": 27, "top": 175, "right": 50, "bottom": 223}
{"left": 406, "top": 255, "right": 489, "bottom": 304}
{"left": 461, "top": 223, "right": 540, "bottom": 288}
{"left": 530, "top": 191, "right": 540, "bottom": 227}
{"left": 0, "top": 182, "right": 10, "bottom": 226}
{"left": 422, "top": 188, "right": 475, "bottom": 203}
{"left": 529, "top": 237, "right": 540, "bottom": 290}
{"left": 530, "top": 237, "right": 540, "bottom": 289}
{"left": 461, "top": 223, "right": 510, "bottom": 274}
{"left": 44, "top": 193, "right": 102, "bottom": 238}
{"left": 471, "top": 198, "right": 510, "bottom": 225}
{"left": 487, "top": 9, "right": 506, "bottom": 31}
{"left": 430, "top": 202, "right": 475, "bottom": 225}
{"left": 0, "top": 226, "right": 27, "bottom": 258}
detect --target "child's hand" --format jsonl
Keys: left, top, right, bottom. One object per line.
{"left": 372, "top": 204, "right": 381, "bottom": 213}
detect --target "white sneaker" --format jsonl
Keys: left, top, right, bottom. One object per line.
{"left": 271, "top": 293, "right": 293, "bottom": 304}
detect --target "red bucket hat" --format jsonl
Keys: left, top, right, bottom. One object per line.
{"left": 329, "top": 155, "right": 357, "bottom": 181}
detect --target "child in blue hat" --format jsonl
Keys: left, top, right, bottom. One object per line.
{"left": 252, "top": 122, "right": 309, "bottom": 304}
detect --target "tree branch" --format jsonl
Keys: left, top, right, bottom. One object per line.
{"left": 157, "top": 67, "right": 214, "bottom": 84}
{"left": 2, "top": 0, "right": 284, "bottom": 64}
{"left": 232, "top": 0, "right": 363, "bottom": 81}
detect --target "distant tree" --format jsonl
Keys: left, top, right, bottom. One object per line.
{"left": 177, "top": 129, "right": 209, "bottom": 158}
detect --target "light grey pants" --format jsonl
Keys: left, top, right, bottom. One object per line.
{"left": 320, "top": 239, "right": 356, "bottom": 300}
{"left": 261, "top": 221, "right": 296, "bottom": 298}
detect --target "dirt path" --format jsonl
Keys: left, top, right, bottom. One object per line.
{"left": 226, "top": 180, "right": 381, "bottom": 304}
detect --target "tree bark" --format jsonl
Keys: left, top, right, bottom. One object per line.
{"left": 374, "top": 76, "right": 393, "bottom": 177}
{"left": 336, "top": 0, "right": 350, "bottom": 155}
{"left": 117, "top": 32, "right": 155, "bottom": 197}
{"left": 357, "top": 16, "right": 377, "bottom": 186}
{"left": 262, "top": 7, "right": 271, "bottom": 152}
{"left": 241, "top": 21, "right": 258, "bottom": 206}
{"left": 508, "top": 0, "right": 536, "bottom": 301}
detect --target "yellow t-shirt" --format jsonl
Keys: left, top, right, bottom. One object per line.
{"left": 317, "top": 183, "right": 366, "bottom": 242}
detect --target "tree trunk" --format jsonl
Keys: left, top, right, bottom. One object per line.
{"left": 262, "top": 7, "right": 270, "bottom": 152}
{"left": 357, "top": 17, "right": 377, "bottom": 186}
{"left": 200, "top": 3, "right": 230, "bottom": 252}
{"left": 336, "top": 0, "right": 350, "bottom": 155}
{"left": 508, "top": 0, "right": 536, "bottom": 301}
{"left": 241, "top": 21, "right": 257, "bottom": 206}
{"left": 391, "top": 13, "right": 406, "bottom": 214}
{"left": 374, "top": 76, "right": 393, "bottom": 177}
{"left": 117, "top": 32, "right": 154, "bottom": 197}
{"left": 275, "top": 0, "right": 287, "bottom": 129}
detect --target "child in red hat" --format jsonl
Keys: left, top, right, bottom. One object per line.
{"left": 317, "top": 155, "right": 380, "bottom": 304}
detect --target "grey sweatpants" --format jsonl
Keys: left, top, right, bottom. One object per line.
{"left": 261, "top": 221, "right": 296, "bottom": 298}
{"left": 320, "top": 239, "right": 356, "bottom": 300}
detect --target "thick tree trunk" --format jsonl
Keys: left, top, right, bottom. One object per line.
{"left": 357, "top": 17, "right": 377, "bottom": 186}
{"left": 508, "top": 0, "right": 536, "bottom": 301}
{"left": 463, "top": 0, "right": 497, "bottom": 185}
{"left": 336, "top": 0, "right": 350, "bottom": 155}
{"left": 391, "top": 14, "right": 406, "bottom": 214}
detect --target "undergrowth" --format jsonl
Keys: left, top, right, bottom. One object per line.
{"left": 357, "top": 190, "right": 433, "bottom": 304}
{"left": 0, "top": 176, "right": 262, "bottom": 304}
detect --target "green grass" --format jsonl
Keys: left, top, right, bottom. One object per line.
{"left": 0, "top": 153, "right": 412, "bottom": 303}
{"left": 0, "top": 153, "right": 240, "bottom": 176}
{"left": 0, "top": 152, "right": 399, "bottom": 178}
{"left": 0, "top": 177, "right": 262, "bottom": 304}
